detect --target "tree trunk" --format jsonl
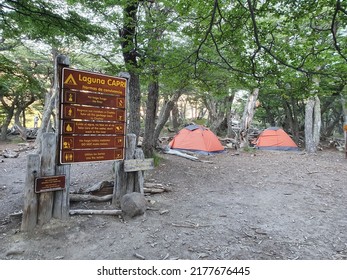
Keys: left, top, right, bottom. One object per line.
{"left": 0, "top": 97, "right": 15, "bottom": 141}
{"left": 171, "top": 102, "right": 180, "bottom": 132}
{"left": 35, "top": 50, "right": 59, "bottom": 151}
{"left": 239, "top": 88, "right": 259, "bottom": 147}
{"left": 127, "top": 73, "right": 141, "bottom": 139}
{"left": 120, "top": 1, "right": 141, "bottom": 141}
{"left": 305, "top": 96, "right": 321, "bottom": 153}
{"left": 154, "top": 91, "right": 183, "bottom": 142}
{"left": 283, "top": 99, "right": 300, "bottom": 143}
{"left": 142, "top": 77, "right": 159, "bottom": 158}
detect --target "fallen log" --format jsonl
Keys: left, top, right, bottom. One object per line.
{"left": 69, "top": 209, "right": 122, "bottom": 215}
{"left": 164, "top": 148, "right": 199, "bottom": 161}
{"left": 76, "top": 180, "right": 114, "bottom": 195}
{"left": 143, "top": 183, "right": 172, "bottom": 194}
{"left": 70, "top": 194, "right": 113, "bottom": 202}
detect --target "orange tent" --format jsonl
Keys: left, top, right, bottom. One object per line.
{"left": 169, "top": 125, "right": 225, "bottom": 154}
{"left": 255, "top": 127, "right": 299, "bottom": 151}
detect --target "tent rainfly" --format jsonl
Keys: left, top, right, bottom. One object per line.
{"left": 255, "top": 127, "right": 299, "bottom": 151}
{"left": 168, "top": 125, "right": 225, "bottom": 155}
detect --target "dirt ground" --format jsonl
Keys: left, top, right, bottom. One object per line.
{"left": 0, "top": 139, "right": 346, "bottom": 260}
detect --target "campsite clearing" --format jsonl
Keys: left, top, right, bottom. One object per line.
{"left": 0, "top": 140, "right": 346, "bottom": 260}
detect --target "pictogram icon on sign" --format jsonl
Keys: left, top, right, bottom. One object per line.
{"left": 64, "top": 74, "right": 77, "bottom": 86}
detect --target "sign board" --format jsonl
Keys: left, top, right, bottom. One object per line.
{"left": 61, "top": 104, "right": 125, "bottom": 122}
{"left": 62, "top": 68, "right": 126, "bottom": 95}
{"left": 62, "top": 90, "right": 125, "bottom": 108}
{"left": 62, "top": 121, "right": 124, "bottom": 135}
{"left": 35, "top": 176, "right": 66, "bottom": 193}
{"left": 124, "top": 159, "right": 155, "bottom": 172}
{"left": 61, "top": 135, "right": 124, "bottom": 150}
{"left": 61, "top": 149, "right": 123, "bottom": 164}
{"left": 344, "top": 124, "right": 347, "bottom": 131}
{"left": 59, "top": 68, "right": 127, "bottom": 164}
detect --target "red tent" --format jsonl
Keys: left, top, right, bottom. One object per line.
{"left": 255, "top": 127, "right": 299, "bottom": 151}
{"left": 169, "top": 125, "right": 225, "bottom": 155}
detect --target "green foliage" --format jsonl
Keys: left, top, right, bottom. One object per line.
{"left": 1, "top": 0, "right": 347, "bottom": 139}
{"left": 152, "top": 151, "right": 163, "bottom": 167}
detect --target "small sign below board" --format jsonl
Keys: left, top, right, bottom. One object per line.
{"left": 124, "top": 159, "right": 154, "bottom": 172}
{"left": 35, "top": 176, "right": 66, "bottom": 193}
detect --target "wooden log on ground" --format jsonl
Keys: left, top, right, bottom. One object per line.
{"left": 78, "top": 180, "right": 114, "bottom": 196}
{"left": 70, "top": 194, "right": 113, "bottom": 202}
{"left": 143, "top": 183, "right": 172, "bottom": 193}
{"left": 37, "top": 133, "right": 56, "bottom": 225}
{"left": 69, "top": 209, "right": 122, "bottom": 215}
{"left": 164, "top": 148, "right": 199, "bottom": 161}
{"left": 21, "top": 154, "right": 40, "bottom": 232}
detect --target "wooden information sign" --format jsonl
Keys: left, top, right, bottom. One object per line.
{"left": 35, "top": 176, "right": 66, "bottom": 193}
{"left": 124, "top": 159, "right": 155, "bottom": 172}
{"left": 61, "top": 149, "right": 123, "bottom": 163}
{"left": 59, "top": 68, "right": 127, "bottom": 164}
{"left": 62, "top": 121, "right": 124, "bottom": 135}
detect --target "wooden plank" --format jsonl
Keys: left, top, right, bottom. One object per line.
{"left": 37, "top": 133, "right": 56, "bottom": 225}
{"left": 62, "top": 68, "right": 127, "bottom": 95}
{"left": 61, "top": 120, "right": 125, "bottom": 135}
{"left": 61, "top": 135, "right": 125, "bottom": 150}
{"left": 21, "top": 154, "right": 40, "bottom": 232}
{"left": 62, "top": 89, "right": 125, "bottom": 108}
{"left": 60, "top": 148, "right": 124, "bottom": 164}
{"left": 61, "top": 104, "right": 125, "bottom": 122}
{"left": 69, "top": 209, "right": 122, "bottom": 216}
{"left": 124, "top": 158, "right": 154, "bottom": 172}
{"left": 125, "top": 134, "right": 136, "bottom": 193}
{"left": 112, "top": 160, "right": 125, "bottom": 207}
{"left": 53, "top": 164, "right": 70, "bottom": 220}
{"left": 134, "top": 148, "right": 145, "bottom": 194}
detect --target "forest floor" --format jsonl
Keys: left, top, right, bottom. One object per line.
{"left": 0, "top": 137, "right": 346, "bottom": 260}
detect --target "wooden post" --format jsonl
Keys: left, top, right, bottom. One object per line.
{"left": 37, "top": 133, "right": 56, "bottom": 225}
{"left": 113, "top": 160, "right": 125, "bottom": 207}
{"left": 113, "top": 133, "right": 136, "bottom": 207}
{"left": 51, "top": 55, "right": 70, "bottom": 219}
{"left": 21, "top": 154, "right": 40, "bottom": 231}
{"left": 53, "top": 164, "right": 70, "bottom": 219}
{"left": 125, "top": 133, "right": 137, "bottom": 193}
{"left": 134, "top": 148, "right": 145, "bottom": 194}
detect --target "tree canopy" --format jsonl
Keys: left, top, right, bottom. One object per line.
{"left": 0, "top": 0, "right": 346, "bottom": 152}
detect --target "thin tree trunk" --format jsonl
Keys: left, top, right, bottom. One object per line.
{"left": 35, "top": 50, "right": 59, "bottom": 151}
{"left": 239, "top": 88, "right": 259, "bottom": 147}
{"left": 142, "top": 77, "right": 159, "bottom": 157}
{"left": 305, "top": 96, "right": 321, "bottom": 153}
{"left": 0, "top": 97, "right": 15, "bottom": 141}
{"left": 154, "top": 91, "right": 183, "bottom": 141}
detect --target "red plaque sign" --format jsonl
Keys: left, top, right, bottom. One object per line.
{"left": 35, "top": 176, "right": 66, "bottom": 193}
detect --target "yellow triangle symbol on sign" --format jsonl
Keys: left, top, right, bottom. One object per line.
{"left": 64, "top": 74, "right": 77, "bottom": 85}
